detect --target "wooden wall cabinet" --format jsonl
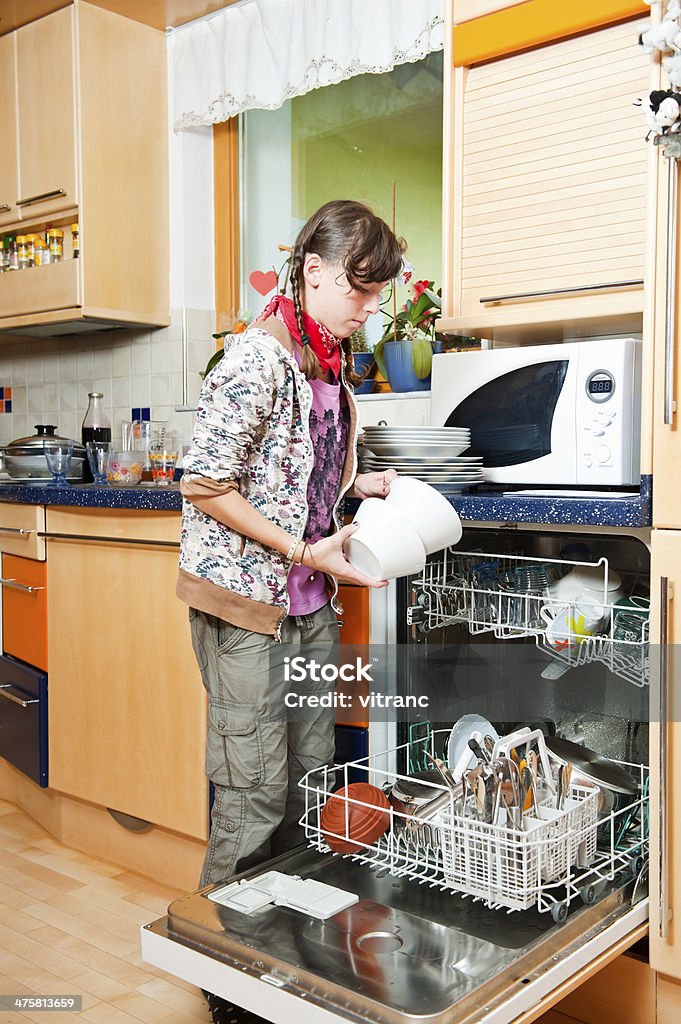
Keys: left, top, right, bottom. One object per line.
{"left": 0, "top": 33, "right": 20, "bottom": 229}
{"left": 651, "top": 140, "right": 681, "bottom": 527}
{"left": 441, "top": 12, "right": 652, "bottom": 343}
{"left": 15, "top": 7, "right": 78, "bottom": 221}
{"left": 0, "top": 1, "right": 169, "bottom": 335}
{"left": 45, "top": 507, "right": 208, "bottom": 841}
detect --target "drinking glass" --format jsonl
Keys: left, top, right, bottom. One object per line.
{"left": 43, "top": 441, "right": 73, "bottom": 487}
{"left": 86, "top": 440, "right": 113, "bottom": 486}
{"left": 149, "top": 434, "right": 179, "bottom": 486}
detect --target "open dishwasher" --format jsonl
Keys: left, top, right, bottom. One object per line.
{"left": 142, "top": 527, "right": 651, "bottom": 1024}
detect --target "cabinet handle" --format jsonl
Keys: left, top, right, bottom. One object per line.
{"left": 16, "top": 188, "right": 66, "bottom": 208}
{"left": 39, "top": 531, "right": 179, "bottom": 549}
{"left": 0, "top": 577, "right": 44, "bottom": 594}
{"left": 665, "top": 157, "right": 678, "bottom": 425}
{"left": 659, "top": 575, "right": 672, "bottom": 939}
{"left": 0, "top": 204, "right": 10, "bottom": 213}
{"left": 0, "top": 684, "right": 38, "bottom": 709}
{"left": 478, "top": 280, "right": 644, "bottom": 304}
{"left": 0, "top": 526, "right": 34, "bottom": 536}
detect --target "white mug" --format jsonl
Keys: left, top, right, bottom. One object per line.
{"left": 540, "top": 595, "right": 605, "bottom": 652}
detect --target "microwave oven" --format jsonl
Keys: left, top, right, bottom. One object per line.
{"left": 430, "top": 339, "right": 642, "bottom": 487}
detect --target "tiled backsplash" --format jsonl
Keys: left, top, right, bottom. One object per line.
{"left": 0, "top": 309, "right": 215, "bottom": 452}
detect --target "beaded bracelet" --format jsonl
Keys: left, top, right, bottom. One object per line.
{"left": 286, "top": 537, "right": 301, "bottom": 563}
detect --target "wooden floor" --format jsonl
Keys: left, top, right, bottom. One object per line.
{"left": 0, "top": 799, "right": 211, "bottom": 1024}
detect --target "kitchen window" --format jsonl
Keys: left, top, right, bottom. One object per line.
{"left": 236, "top": 52, "right": 444, "bottom": 342}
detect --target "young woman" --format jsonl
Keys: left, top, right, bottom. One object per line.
{"left": 178, "top": 201, "right": 406, "bottom": 901}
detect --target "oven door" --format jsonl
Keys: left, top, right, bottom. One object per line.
{"left": 0, "top": 654, "right": 48, "bottom": 787}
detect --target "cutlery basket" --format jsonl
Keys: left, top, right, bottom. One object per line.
{"left": 438, "top": 780, "right": 599, "bottom": 911}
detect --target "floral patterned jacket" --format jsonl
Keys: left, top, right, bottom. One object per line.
{"left": 176, "top": 316, "right": 358, "bottom": 639}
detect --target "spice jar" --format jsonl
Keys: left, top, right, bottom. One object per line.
{"left": 47, "top": 228, "right": 64, "bottom": 263}
{"left": 34, "top": 238, "right": 46, "bottom": 267}
{"left": 0, "top": 241, "right": 8, "bottom": 273}
{"left": 71, "top": 223, "right": 79, "bottom": 258}
{"left": 17, "top": 236, "right": 29, "bottom": 270}
{"left": 24, "top": 234, "right": 36, "bottom": 268}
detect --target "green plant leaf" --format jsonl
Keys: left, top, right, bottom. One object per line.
{"left": 373, "top": 336, "right": 387, "bottom": 379}
{"left": 412, "top": 338, "right": 433, "bottom": 380}
{"left": 423, "top": 288, "right": 441, "bottom": 308}
{"left": 203, "top": 348, "right": 226, "bottom": 378}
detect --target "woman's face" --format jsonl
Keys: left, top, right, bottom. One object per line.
{"left": 302, "top": 255, "right": 387, "bottom": 338}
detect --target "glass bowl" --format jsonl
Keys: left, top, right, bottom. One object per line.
{"left": 107, "top": 451, "right": 144, "bottom": 486}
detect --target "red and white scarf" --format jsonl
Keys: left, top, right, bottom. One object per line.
{"left": 258, "top": 294, "right": 342, "bottom": 379}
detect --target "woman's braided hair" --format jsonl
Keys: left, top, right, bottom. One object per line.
{"left": 288, "top": 200, "right": 406, "bottom": 383}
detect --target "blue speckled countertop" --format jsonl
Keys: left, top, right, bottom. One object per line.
{"left": 0, "top": 474, "right": 652, "bottom": 527}
{"left": 0, "top": 482, "right": 183, "bottom": 511}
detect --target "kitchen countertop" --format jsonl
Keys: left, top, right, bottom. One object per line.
{"left": 0, "top": 482, "right": 183, "bottom": 511}
{"left": 0, "top": 474, "right": 652, "bottom": 527}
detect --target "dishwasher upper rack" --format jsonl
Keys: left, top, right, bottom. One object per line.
{"left": 406, "top": 550, "right": 650, "bottom": 687}
{"left": 298, "top": 730, "right": 649, "bottom": 922}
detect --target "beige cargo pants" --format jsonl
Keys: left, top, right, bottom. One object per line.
{"left": 189, "top": 604, "right": 339, "bottom": 886}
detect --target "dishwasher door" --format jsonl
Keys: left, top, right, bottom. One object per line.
{"left": 141, "top": 845, "right": 648, "bottom": 1024}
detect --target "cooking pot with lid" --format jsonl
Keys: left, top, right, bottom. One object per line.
{"left": 1, "top": 425, "right": 85, "bottom": 481}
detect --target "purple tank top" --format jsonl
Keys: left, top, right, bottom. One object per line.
{"left": 287, "top": 373, "right": 349, "bottom": 615}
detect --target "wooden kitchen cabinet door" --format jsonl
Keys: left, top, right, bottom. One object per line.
{"left": 649, "top": 529, "right": 681, "bottom": 979}
{"left": 0, "top": 33, "right": 19, "bottom": 228}
{"left": 651, "top": 147, "right": 681, "bottom": 527}
{"left": 15, "top": 6, "right": 78, "bottom": 218}
{"left": 658, "top": 974, "right": 681, "bottom": 1023}
{"left": 46, "top": 509, "right": 208, "bottom": 840}
{"left": 442, "top": 16, "right": 651, "bottom": 339}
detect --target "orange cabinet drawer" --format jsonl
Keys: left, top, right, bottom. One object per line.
{"left": 2, "top": 554, "right": 47, "bottom": 672}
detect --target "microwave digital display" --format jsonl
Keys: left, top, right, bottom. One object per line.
{"left": 589, "top": 378, "right": 613, "bottom": 394}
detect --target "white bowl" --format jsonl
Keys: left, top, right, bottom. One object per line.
{"left": 385, "top": 476, "right": 463, "bottom": 555}
{"left": 546, "top": 565, "right": 624, "bottom": 606}
{"left": 345, "top": 498, "right": 426, "bottom": 580}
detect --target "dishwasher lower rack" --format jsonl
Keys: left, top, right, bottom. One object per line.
{"left": 298, "top": 731, "right": 648, "bottom": 923}
{"left": 407, "top": 549, "right": 650, "bottom": 687}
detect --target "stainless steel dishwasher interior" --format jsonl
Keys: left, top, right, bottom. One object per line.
{"left": 148, "top": 845, "right": 646, "bottom": 1024}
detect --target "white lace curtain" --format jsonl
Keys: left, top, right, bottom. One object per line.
{"left": 171, "top": 0, "right": 445, "bottom": 131}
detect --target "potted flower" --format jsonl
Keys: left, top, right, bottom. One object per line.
{"left": 350, "top": 326, "right": 376, "bottom": 394}
{"left": 373, "top": 277, "right": 443, "bottom": 393}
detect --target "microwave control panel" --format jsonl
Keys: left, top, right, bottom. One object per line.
{"left": 577, "top": 345, "right": 640, "bottom": 485}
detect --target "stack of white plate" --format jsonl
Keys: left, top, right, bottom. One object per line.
{"left": 359, "top": 426, "right": 484, "bottom": 491}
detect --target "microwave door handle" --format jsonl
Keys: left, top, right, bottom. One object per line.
{"left": 665, "top": 155, "right": 678, "bottom": 426}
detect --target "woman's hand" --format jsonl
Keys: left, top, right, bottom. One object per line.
{"left": 350, "top": 469, "right": 398, "bottom": 500}
{"left": 303, "top": 524, "right": 387, "bottom": 588}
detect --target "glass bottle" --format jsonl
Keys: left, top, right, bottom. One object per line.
{"left": 0, "top": 241, "right": 8, "bottom": 273}
{"left": 81, "top": 392, "right": 112, "bottom": 482}
{"left": 34, "top": 238, "right": 45, "bottom": 267}
{"left": 25, "top": 234, "right": 35, "bottom": 268}
{"left": 7, "top": 236, "right": 18, "bottom": 271}
{"left": 71, "top": 222, "right": 79, "bottom": 258}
